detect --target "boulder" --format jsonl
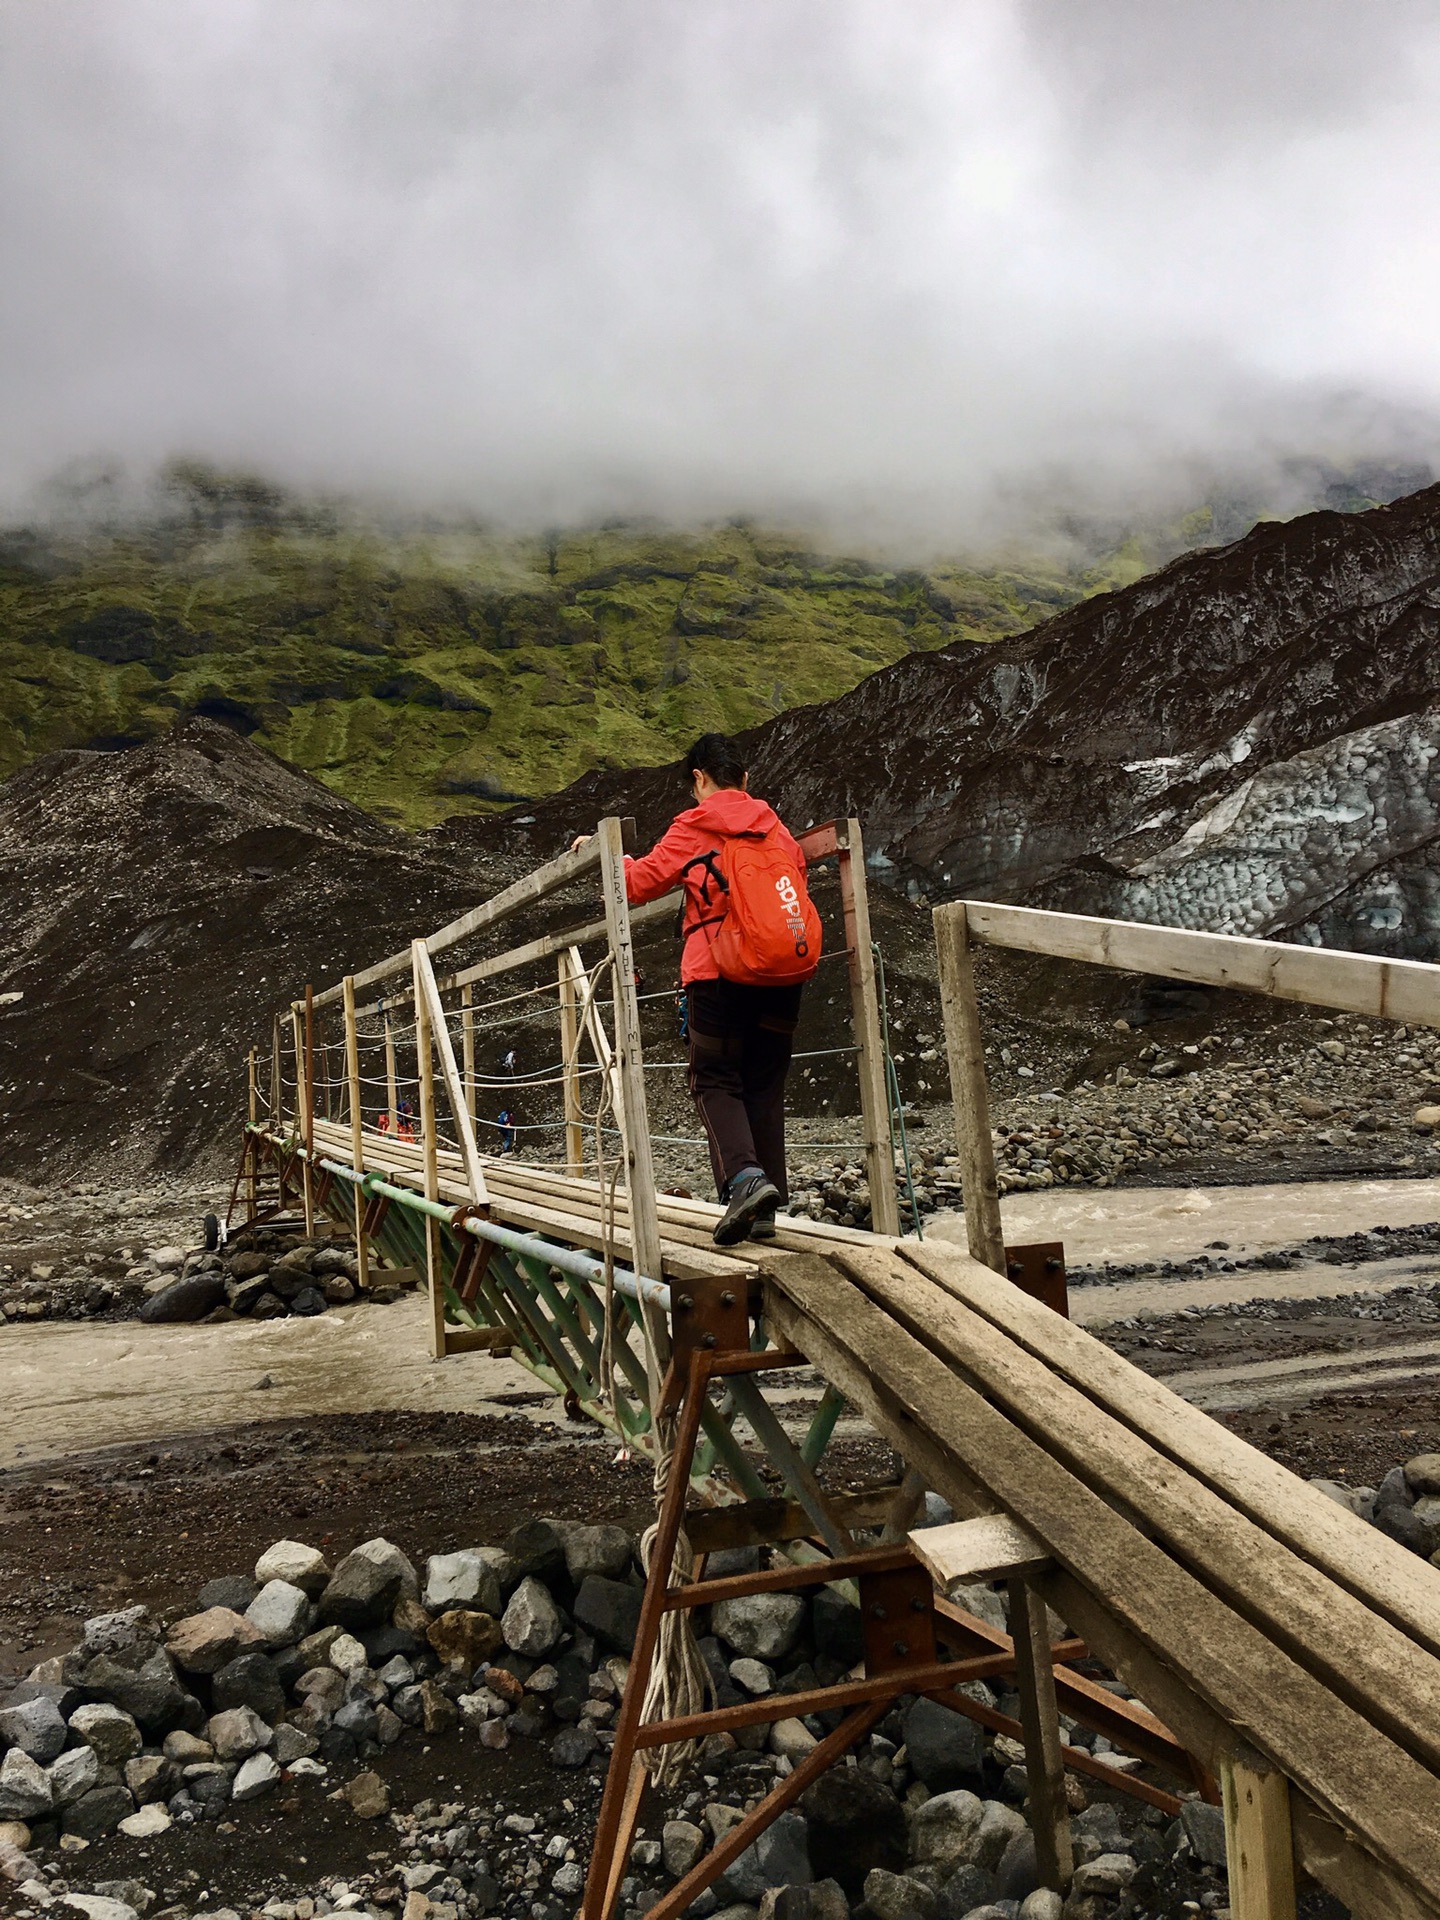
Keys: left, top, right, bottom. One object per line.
{"left": 124, "top": 1754, "right": 177, "bottom": 1804}
{"left": 994, "top": 1829, "right": 1039, "bottom": 1902}
{"left": 863, "top": 1869, "right": 936, "bottom": 1920}
{"left": 164, "top": 1607, "right": 264, "bottom": 1675}
{"left": 1070, "top": 1804, "right": 1129, "bottom": 1865}
{"left": 207, "top": 1706, "right": 272, "bottom": 1761}
{"left": 197, "top": 1573, "right": 260, "bottom": 1614}
{"left": 231, "top": 1752, "right": 281, "bottom": 1802}
{"left": 504, "top": 1517, "right": 571, "bottom": 1589}
{"left": 812, "top": 1588, "right": 864, "bottom": 1666}
{"left": 254, "top": 1540, "right": 331, "bottom": 1597}
{"left": 1179, "top": 1799, "right": 1227, "bottom": 1869}
{"left": 289, "top": 1286, "right": 327, "bottom": 1317}
{"left": 47, "top": 1744, "right": 101, "bottom": 1808}
{"left": 1071, "top": 1854, "right": 1136, "bottom": 1896}
{"left": 712, "top": 1592, "right": 805, "bottom": 1663}
{"left": 317, "top": 1537, "right": 419, "bottom": 1629}
{"left": 0, "top": 1748, "right": 52, "bottom": 1820}
{"left": 799, "top": 1762, "right": 906, "bottom": 1891}
{"left": 909, "top": 1790, "right": 985, "bottom": 1874}
{"left": 427, "top": 1609, "right": 503, "bottom": 1671}
{"left": 1406, "top": 1453, "right": 1440, "bottom": 1498}
{"left": 973, "top": 1802, "right": 1026, "bottom": 1873}
{"left": 75, "top": 1647, "right": 188, "bottom": 1733}
{"left": 118, "top": 1801, "right": 172, "bottom": 1839}
{"left": 562, "top": 1524, "right": 634, "bottom": 1584}
{"left": 718, "top": 1810, "right": 812, "bottom": 1901}
{"left": 138, "top": 1273, "right": 227, "bottom": 1323}
{"left": 935, "top": 1864, "right": 999, "bottom": 1920}
{"left": 245, "top": 1580, "right": 315, "bottom": 1648}
{"left": 502, "top": 1577, "right": 563, "bottom": 1657}
{"left": 769, "top": 1718, "right": 818, "bottom": 1762}
{"left": 730, "top": 1657, "right": 775, "bottom": 1696}
{"left": 422, "top": 1550, "right": 503, "bottom": 1616}
{"left": 68, "top": 1703, "right": 143, "bottom": 1766}
{"left": 764, "top": 1881, "right": 849, "bottom": 1920}
{"left": 62, "top": 1783, "right": 134, "bottom": 1841}
{"left": 0, "top": 1697, "right": 67, "bottom": 1763}
{"left": 573, "top": 1575, "right": 643, "bottom": 1653}
{"left": 663, "top": 1819, "right": 707, "bottom": 1878}
{"left": 901, "top": 1698, "right": 985, "bottom": 1790}
{"left": 1017, "top": 1895, "right": 1063, "bottom": 1920}
{"left": 162, "top": 1729, "right": 214, "bottom": 1763}
{"left": 551, "top": 1724, "right": 599, "bottom": 1768}
{"left": 211, "top": 1650, "right": 285, "bottom": 1720}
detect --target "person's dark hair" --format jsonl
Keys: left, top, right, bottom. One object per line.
{"left": 685, "top": 732, "right": 748, "bottom": 789}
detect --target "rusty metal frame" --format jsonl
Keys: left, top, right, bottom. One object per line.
{"left": 1005, "top": 1240, "right": 1070, "bottom": 1318}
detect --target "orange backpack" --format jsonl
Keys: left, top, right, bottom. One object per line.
{"left": 685, "top": 827, "right": 823, "bottom": 986}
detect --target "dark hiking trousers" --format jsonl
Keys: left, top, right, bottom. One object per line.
{"left": 686, "top": 977, "right": 804, "bottom": 1201}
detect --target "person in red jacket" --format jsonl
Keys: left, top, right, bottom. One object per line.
{"left": 574, "top": 733, "right": 809, "bottom": 1246}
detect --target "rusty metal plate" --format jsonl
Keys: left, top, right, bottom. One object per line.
{"left": 671, "top": 1276, "right": 751, "bottom": 1366}
{"left": 859, "top": 1560, "right": 938, "bottom": 1674}
{"left": 1004, "top": 1240, "right": 1069, "bottom": 1319}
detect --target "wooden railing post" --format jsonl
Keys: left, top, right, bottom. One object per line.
{"left": 558, "top": 951, "right": 585, "bottom": 1177}
{"left": 343, "top": 975, "right": 370, "bottom": 1292}
{"left": 412, "top": 942, "right": 445, "bottom": 1360}
{"left": 383, "top": 1006, "right": 398, "bottom": 1132}
{"left": 597, "top": 816, "right": 670, "bottom": 1397}
{"left": 1009, "top": 1575, "right": 1073, "bottom": 1891}
{"left": 837, "top": 819, "right": 900, "bottom": 1237}
{"left": 461, "top": 983, "right": 477, "bottom": 1132}
{"left": 245, "top": 1048, "right": 259, "bottom": 1221}
{"left": 933, "top": 901, "right": 1005, "bottom": 1273}
{"left": 293, "top": 1001, "right": 315, "bottom": 1236}
{"left": 270, "top": 1015, "right": 282, "bottom": 1123}
{"left": 1222, "top": 1754, "right": 1297, "bottom": 1920}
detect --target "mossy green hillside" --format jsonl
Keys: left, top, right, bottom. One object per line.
{"left": 1, "top": 461, "right": 1424, "bottom": 826}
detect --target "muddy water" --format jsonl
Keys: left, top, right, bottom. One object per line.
{"left": 0, "top": 1296, "right": 554, "bottom": 1468}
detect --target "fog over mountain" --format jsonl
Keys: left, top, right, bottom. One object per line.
{"left": 4, "top": 1, "right": 1440, "bottom": 544}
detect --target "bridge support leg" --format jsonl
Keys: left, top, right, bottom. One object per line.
{"left": 1222, "top": 1754, "right": 1297, "bottom": 1920}
{"left": 934, "top": 901, "right": 1005, "bottom": 1273}
{"left": 1009, "top": 1575, "right": 1073, "bottom": 1891}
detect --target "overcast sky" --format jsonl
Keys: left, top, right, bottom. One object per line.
{"left": 4, "top": 1, "right": 1440, "bottom": 544}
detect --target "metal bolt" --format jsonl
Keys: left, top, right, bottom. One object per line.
{"left": 701, "top": 1332, "right": 717, "bottom": 1349}
{"left": 677, "top": 1295, "right": 693, "bottom": 1313}
{"left": 870, "top": 1603, "right": 888, "bottom": 1620}
{"left": 1045, "top": 1256, "right": 1063, "bottom": 1273}
{"left": 910, "top": 1596, "right": 926, "bottom": 1613}
{"left": 892, "top": 1640, "right": 909, "bottom": 1658}
{"left": 720, "top": 1290, "right": 735, "bottom": 1308}
{"left": 1007, "top": 1263, "right": 1023, "bottom": 1279}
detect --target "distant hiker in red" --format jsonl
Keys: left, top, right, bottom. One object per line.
{"left": 574, "top": 733, "right": 821, "bottom": 1246}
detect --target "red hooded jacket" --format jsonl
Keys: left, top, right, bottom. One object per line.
{"left": 624, "top": 789, "right": 807, "bottom": 985}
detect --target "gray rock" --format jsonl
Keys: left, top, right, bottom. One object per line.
{"left": 1405, "top": 1452, "right": 1440, "bottom": 1497}
{"left": 317, "top": 1537, "right": 419, "bottom": 1629}
{"left": 765, "top": 1882, "right": 849, "bottom": 1920}
{"left": 138, "top": 1272, "right": 227, "bottom": 1323}
{"left": 197, "top": 1574, "right": 259, "bottom": 1614}
{"left": 503, "top": 1576, "right": 563, "bottom": 1657}
{"left": 0, "top": 1747, "right": 52, "bottom": 1819}
{"left": 812, "top": 1589, "right": 864, "bottom": 1666}
{"left": 68, "top": 1702, "right": 143, "bottom": 1766}
{"left": 391, "top": 1684, "right": 425, "bottom": 1726}
{"left": 377, "top": 1654, "right": 416, "bottom": 1690}
{"left": 1071, "top": 1853, "right": 1136, "bottom": 1896}
{"left": 910, "top": 1790, "right": 985, "bottom": 1873}
{"left": 551, "top": 1722, "right": 599, "bottom": 1768}
{"left": 62, "top": 1783, "right": 135, "bottom": 1840}
{"left": 422, "top": 1550, "right": 503, "bottom": 1616}
{"left": 664, "top": 1818, "right": 707, "bottom": 1877}
{"left": 271, "top": 1722, "right": 319, "bottom": 1766}
{"left": 162, "top": 1729, "right": 213, "bottom": 1763}
{"left": 289, "top": 1285, "right": 327, "bottom": 1317}
{"left": 574, "top": 1574, "right": 643, "bottom": 1653}
{"left": 77, "top": 1646, "right": 189, "bottom": 1733}
{"left": 47, "top": 1742, "right": 101, "bottom": 1807}
{"left": 712, "top": 1592, "right": 805, "bottom": 1663}
{"left": 993, "top": 1829, "right": 1038, "bottom": 1903}
{"left": 245, "top": 1580, "right": 314, "bottom": 1648}
{"left": 0, "top": 1697, "right": 67, "bottom": 1762}
{"left": 505, "top": 1517, "right": 570, "bottom": 1588}
{"left": 207, "top": 1707, "right": 273, "bottom": 1761}
{"left": 334, "top": 1699, "right": 378, "bottom": 1743}
{"left": 973, "top": 1803, "right": 1026, "bottom": 1873}
{"left": 232, "top": 1751, "right": 282, "bottom": 1801}
{"left": 124, "top": 1754, "right": 178, "bottom": 1804}
{"left": 719, "top": 1810, "right": 812, "bottom": 1901}
{"left": 211, "top": 1650, "right": 285, "bottom": 1719}
{"left": 52, "top": 1897, "right": 139, "bottom": 1920}
{"left": 901, "top": 1699, "right": 984, "bottom": 1790}
{"left": 1179, "top": 1799, "right": 1227, "bottom": 1869}
{"left": 863, "top": 1869, "right": 936, "bottom": 1920}
{"left": 562, "top": 1524, "right": 634, "bottom": 1584}
{"left": 164, "top": 1607, "right": 264, "bottom": 1675}
{"left": 1016, "top": 1893, "right": 1062, "bottom": 1920}
{"left": 78, "top": 1608, "right": 155, "bottom": 1662}
{"left": 254, "top": 1540, "right": 330, "bottom": 1597}
{"left": 799, "top": 1763, "right": 906, "bottom": 1892}
{"left": 1070, "top": 1804, "right": 1129, "bottom": 1865}
{"left": 7, "top": 1675, "right": 82, "bottom": 1719}
{"left": 729, "top": 1657, "right": 775, "bottom": 1696}
{"left": 935, "top": 1864, "right": 999, "bottom": 1920}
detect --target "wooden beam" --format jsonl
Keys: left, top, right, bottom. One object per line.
{"left": 558, "top": 950, "right": 585, "bottom": 1178}
{"left": 1009, "top": 1574, "right": 1073, "bottom": 1891}
{"left": 1223, "top": 1753, "right": 1297, "bottom": 1920}
{"left": 933, "top": 902, "right": 1005, "bottom": 1272}
{"left": 687, "top": 1481, "right": 911, "bottom": 1553}
{"left": 597, "top": 816, "right": 669, "bottom": 1396}
{"left": 412, "top": 941, "right": 445, "bottom": 1361}
{"left": 316, "top": 831, "right": 610, "bottom": 1008}
{"left": 837, "top": 818, "right": 900, "bottom": 1236}
{"left": 910, "top": 1513, "right": 1050, "bottom": 1587}
{"left": 343, "top": 975, "right": 370, "bottom": 1291}
{"left": 461, "top": 983, "right": 476, "bottom": 1130}
{"left": 961, "top": 899, "right": 1440, "bottom": 1030}
{"left": 443, "top": 1325, "right": 514, "bottom": 1354}
{"left": 414, "top": 942, "right": 490, "bottom": 1203}
{"left": 383, "top": 1009, "right": 398, "bottom": 1132}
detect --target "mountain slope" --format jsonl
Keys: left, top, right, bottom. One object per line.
{"left": 466, "top": 484, "right": 1440, "bottom": 960}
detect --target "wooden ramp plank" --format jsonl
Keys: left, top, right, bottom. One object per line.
{"left": 761, "top": 1250, "right": 1440, "bottom": 1911}
{"left": 910, "top": 1514, "right": 1049, "bottom": 1586}
{"left": 899, "top": 1238, "right": 1440, "bottom": 1662}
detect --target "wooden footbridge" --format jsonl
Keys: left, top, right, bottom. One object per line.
{"left": 234, "top": 817, "right": 1440, "bottom": 1919}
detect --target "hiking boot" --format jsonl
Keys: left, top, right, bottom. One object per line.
{"left": 713, "top": 1168, "right": 780, "bottom": 1247}
{"left": 747, "top": 1203, "right": 779, "bottom": 1242}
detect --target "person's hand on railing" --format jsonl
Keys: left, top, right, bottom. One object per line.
{"left": 570, "top": 833, "right": 593, "bottom": 852}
